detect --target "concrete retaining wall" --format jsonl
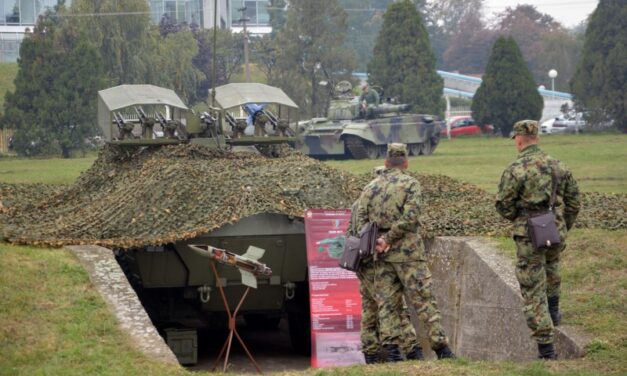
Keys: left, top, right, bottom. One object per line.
{"left": 67, "top": 245, "right": 179, "bottom": 365}
{"left": 418, "top": 237, "right": 587, "bottom": 360}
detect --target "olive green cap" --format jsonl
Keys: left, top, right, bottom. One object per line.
{"left": 387, "top": 143, "right": 408, "bottom": 158}
{"left": 511, "top": 120, "right": 539, "bottom": 139}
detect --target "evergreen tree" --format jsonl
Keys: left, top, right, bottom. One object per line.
{"left": 2, "top": 11, "right": 105, "bottom": 157}
{"left": 471, "top": 36, "right": 543, "bottom": 137}
{"left": 367, "top": 0, "right": 444, "bottom": 115}
{"left": 272, "top": 0, "right": 356, "bottom": 117}
{"left": 570, "top": 0, "right": 626, "bottom": 131}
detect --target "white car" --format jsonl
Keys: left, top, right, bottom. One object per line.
{"left": 540, "top": 115, "right": 565, "bottom": 134}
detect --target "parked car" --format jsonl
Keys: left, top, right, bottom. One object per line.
{"left": 441, "top": 116, "right": 493, "bottom": 137}
{"left": 540, "top": 115, "right": 565, "bottom": 134}
{"left": 553, "top": 113, "right": 586, "bottom": 133}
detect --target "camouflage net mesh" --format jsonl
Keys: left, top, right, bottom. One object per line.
{"left": 1, "top": 144, "right": 625, "bottom": 248}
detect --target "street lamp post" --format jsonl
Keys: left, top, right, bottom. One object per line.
{"left": 548, "top": 69, "right": 558, "bottom": 94}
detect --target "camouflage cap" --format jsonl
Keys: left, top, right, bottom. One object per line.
{"left": 387, "top": 143, "right": 408, "bottom": 158}
{"left": 511, "top": 120, "right": 539, "bottom": 139}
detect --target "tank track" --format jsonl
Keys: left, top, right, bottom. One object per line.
{"left": 345, "top": 136, "right": 369, "bottom": 159}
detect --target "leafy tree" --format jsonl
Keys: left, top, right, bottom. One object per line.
{"left": 70, "top": 0, "right": 154, "bottom": 85}
{"left": 340, "top": 0, "right": 390, "bottom": 72}
{"left": 423, "top": 0, "right": 483, "bottom": 67}
{"left": 272, "top": 0, "right": 356, "bottom": 117}
{"left": 368, "top": 0, "right": 444, "bottom": 115}
{"left": 148, "top": 30, "right": 204, "bottom": 104}
{"left": 570, "top": 0, "right": 626, "bottom": 131}
{"left": 494, "top": 5, "right": 581, "bottom": 88}
{"left": 443, "top": 12, "right": 496, "bottom": 73}
{"left": 471, "top": 36, "right": 543, "bottom": 137}
{"left": 193, "top": 28, "right": 244, "bottom": 98}
{"left": 3, "top": 11, "right": 105, "bottom": 157}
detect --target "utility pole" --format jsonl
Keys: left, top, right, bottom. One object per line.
{"left": 238, "top": 6, "right": 251, "bottom": 82}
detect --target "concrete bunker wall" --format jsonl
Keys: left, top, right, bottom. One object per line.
{"left": 421, "top": 237, "right": 587, "bottom": 360}
{"left": 67, "top": 237, "right": 587, "bottom": 365}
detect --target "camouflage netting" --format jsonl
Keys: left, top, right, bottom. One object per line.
{"left": 1, "top": 144, "right": 625, "bottom": 248}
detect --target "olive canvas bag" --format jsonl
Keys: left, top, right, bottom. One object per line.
{"left": 527, "top": 166, "right": 561, "bottom": 250}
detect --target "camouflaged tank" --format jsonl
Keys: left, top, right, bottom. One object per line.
{"left": 296, "top": 81, "right": 443, "bottom": 159}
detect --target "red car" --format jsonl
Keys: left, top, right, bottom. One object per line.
{"left": 441, "top": 116, "right": 494, "bottom": 137}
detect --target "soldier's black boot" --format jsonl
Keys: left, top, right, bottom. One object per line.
{"left": 538, "top": 343, "right": 558, "bottom": 360}
{"left": 363, "top": 352, "right": 380, "bottom": 364}
{"left": 435, "top": 345, "right": 456, "bottom": 359}
{"left": 406, "top": 345, "right": 424, "bottom": 360}
{"left": 548, "top": 296, "right": 561, "bottom": 326}
{"left": 383, "top": 345, "right": 403, "bottom": 362}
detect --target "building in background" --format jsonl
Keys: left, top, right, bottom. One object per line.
{"left": 0, "top": 0, "right": 66, "bottom": 62}
{"left": 229, "top": 0, "right": 271, "bottom": 35}
{"left": 0, "top": 0, "right": 269, "bottom": 63}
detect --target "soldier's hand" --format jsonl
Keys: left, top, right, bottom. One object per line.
{"left": 375, "top": 236, "right": 390, "bottom": 253}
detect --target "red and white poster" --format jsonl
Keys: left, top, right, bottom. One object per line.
{"left": 304, "top": 209, "right": 364, "bottom": 368}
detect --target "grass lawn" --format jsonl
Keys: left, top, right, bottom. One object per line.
{"left": 0, "top": 134, "right": 625, "bottom": 375}
{"left": 327, "top": 133, "right": 627, "bottom": 194}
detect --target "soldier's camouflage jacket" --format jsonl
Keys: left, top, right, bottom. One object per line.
{"left": 357, "top": 168, "right": 424, "bottom": 262}
{"left": 496, "top": 144, "right": 581, "bottom": 238}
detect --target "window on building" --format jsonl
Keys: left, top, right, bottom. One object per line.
{"left": 231, "top": 0, "right": 269, "bottom": 26}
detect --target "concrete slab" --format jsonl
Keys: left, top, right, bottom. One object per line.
{"left": 423, "top": 237, "right": 588, "bottom": 360}
{"left": 66, "top": 245, "right": 179, "bottom": 365}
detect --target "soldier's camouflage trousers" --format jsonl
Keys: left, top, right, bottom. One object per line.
{"left": 356, "top": 260, "right": 418, "bottom": 355}
{"left": 515, "top": 236, "right": 565, "bottom": 345}
{"left": 374, "top": 260, "right": 448, "bottom": 350}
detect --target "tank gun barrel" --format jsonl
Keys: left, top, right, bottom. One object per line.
{"left": 369, "top": 103, "right": 410, "bottom": 116}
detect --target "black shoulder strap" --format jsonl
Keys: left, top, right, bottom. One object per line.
{"left": 549, "top": 160, "right": 561, "bottom": 211}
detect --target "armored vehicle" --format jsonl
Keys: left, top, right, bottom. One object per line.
{"left": 296, "top": 81, "right": 443, "bottom": 159}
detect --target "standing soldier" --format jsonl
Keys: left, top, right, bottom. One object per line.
{"left": 496, "top": 120, "right": 580, "bottom": 359}
{"left": 348, "top": 167, "right": 422, "bottom": 364}
{"left": 357, "top": 143, "right": 455, "bottom": 361}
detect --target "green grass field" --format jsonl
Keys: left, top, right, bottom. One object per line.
{"left": 0, "top": 134, "right": 626, "bottom": 375}
{"left": 328, "top": 133, "right": 627, "bottom": 194}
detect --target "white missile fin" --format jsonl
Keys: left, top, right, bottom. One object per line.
{"left": 242, "top": 245, "right": 265, "bottom": 261}
{"left": 240, "top": 270, "right": 258, "bottom": 289}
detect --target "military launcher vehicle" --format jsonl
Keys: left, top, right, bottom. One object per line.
{"left": 98, "top": 83, "right": 298, "bottom": 152}
{"left": 296, "top": 81, "right": 443, "bottom": 159}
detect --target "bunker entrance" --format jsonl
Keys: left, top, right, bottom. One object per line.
{"left": 105, "top": 233, "right": 586, "bottom": 369}
{"left": 114, "top": 213, "right": 312, "bottom": 367}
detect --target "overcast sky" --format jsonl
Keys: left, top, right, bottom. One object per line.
{"left": 483, "top": 0, "right": 599, "bottom": 27}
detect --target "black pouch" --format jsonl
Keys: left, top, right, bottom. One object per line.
{"left": 358, "top": 222, "right": 379, "bottom": 258}
{"left": 527, "top": 162, "right": 562, "bottom": 251}
{"left": 339, "top": 235, "right": 361, "bottom": 271}
{"left": 527, "top": 211, "right": 561, "bottom": 250}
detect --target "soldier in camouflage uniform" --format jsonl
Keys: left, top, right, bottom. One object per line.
{"left": 359, "top": 84, "right": 380, "bottom": 106}
{"left": 356, "top": 143, "right": 455, "bottom": 361}
{"left": 496, "top": 120, "right": 580, "bottom": 360}
{"left": 348, "top": 167, "right": 421, "bottom": 364}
